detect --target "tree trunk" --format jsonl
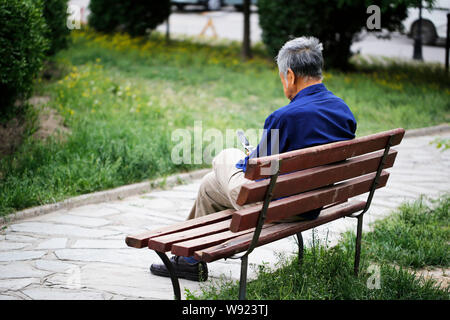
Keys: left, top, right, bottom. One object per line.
{"left": 242, "top": 0, "right": 252, "bottom": 59}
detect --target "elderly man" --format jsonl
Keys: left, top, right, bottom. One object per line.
{"left": 150, "top": 36, "right": 357, "bottom": 282}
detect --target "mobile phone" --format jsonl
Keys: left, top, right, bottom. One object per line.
{"left": 236, "top": 130, "right": 255, "bottom": 155}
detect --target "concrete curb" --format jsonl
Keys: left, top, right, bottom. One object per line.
{"left": 0, "top": 168, "right": 210, "bottom": 226}
{"left": 404, "top": 123, "right": 450, "bottom": 138}
{"left": 1, "top": 123, "right": 449, "bottom": 226}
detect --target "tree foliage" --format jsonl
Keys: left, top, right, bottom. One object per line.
{"left": 43, "top": 0, "right": 70, "bottom": 55}
{"left": 89, "top": 0, "right": 171, "bottom": 36}
{"left": 0, "top": 0, "right": 49, "bottom": 118}
{"left": 257, "top": 0, "right": 432, "bottom": 70}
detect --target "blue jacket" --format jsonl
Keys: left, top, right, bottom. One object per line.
{"left": 236, "top": 83, "right": 357, "bottom": 171}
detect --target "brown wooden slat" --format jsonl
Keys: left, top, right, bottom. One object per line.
{"left": 195, "top": 201, "right": 367, "bottom": 262}
{"left": 125, "top": 209, "right": 233, "bottom": 248}
{"left": 237, "top": 149, "right": 397, "bottom": 205}
{"left": 230, "top": 171, "right": 389, "bottom": 232}
{"left": 323, "top": 200, "right": 347, "bottom": 209}
{"left": 148, "top": 220, "right": 232, "bottom": 252}
{"left": 170, "top": 223, "right": 275, "bottom": 257}
{"left": 245, "top": 128, "right": 404, "bottom": 180}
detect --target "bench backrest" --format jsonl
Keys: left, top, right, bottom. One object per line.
{"left": 230, "top": 128, "right": 405, "bottom": 232}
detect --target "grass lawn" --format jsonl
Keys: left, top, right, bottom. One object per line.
{"left": 0, "top": 29, "right": 449, "bottom": 216}
{"left": 186, "top": 196, "right": 450, "bottom": 300}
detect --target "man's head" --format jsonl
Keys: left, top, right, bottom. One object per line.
{"left": 276, "top": 36, "right": 324, "bottom": 100}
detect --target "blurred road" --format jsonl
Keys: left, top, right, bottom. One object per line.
{"left": 70, "top": 1, "right": 447, "bottom": 64}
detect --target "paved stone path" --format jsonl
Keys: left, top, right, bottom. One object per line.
{"left": 0, "top": 132, "right": 449, "bottom": 300}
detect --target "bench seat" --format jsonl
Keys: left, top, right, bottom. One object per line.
{"left": 192, "top": 201, "right": 366, "bottom": 262}
{"left": 126, "top": 200, "right": 367, "bottom": 261}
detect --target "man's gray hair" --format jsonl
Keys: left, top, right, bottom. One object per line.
{"left": 276, "top": 36, "right": 324, "bottom": 81}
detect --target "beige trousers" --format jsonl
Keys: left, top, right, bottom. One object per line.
{"left": 188, "top": 148, "right": 251, "bottom": 220}
{"left": 187, "top": 148, "right": 317, "bottom": 222}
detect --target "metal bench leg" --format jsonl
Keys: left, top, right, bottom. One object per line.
{"left": 354, "top": 214, "right": 364, "bottom": 276}
{"left": 352, "top": 134, "right": 393, "bottom": 276}
{"left": 238, "top": 255, "right": 249, "bottom": 300}
{"left": 296, "top": 232, "right": 304, "bottom": 267}
{"left": 155, "top": 251, "right": 181, "bottom": 300}
{"left": 234, "top": 163, "right": 281, "bottom": 300}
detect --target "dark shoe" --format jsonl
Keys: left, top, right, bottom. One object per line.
{"left": 150, "top": 256, "right": 208, "bottom": 282}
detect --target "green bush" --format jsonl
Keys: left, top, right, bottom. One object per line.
{"left": 0, "top": 0, "right": 49, "bottom": 118}
{"left": 89, "top": 0, "right": 171, "bottom": 36}
{"left": 257, "top": 0, "right": 418, "bottom": 70}
{"left": 88, "top": 0, "right": 124, "bottom": 34}
{"left": 43, "top": 0, "right": 70, "bottom": 55}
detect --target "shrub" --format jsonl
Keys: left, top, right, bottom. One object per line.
{"left": 257, "top": 0, "right": 422, "bottom": 70}
{"left": 0, "top": 0, "right": 49, "bottom": 119}
{"left": 89, "top": 0, "right": 171, "bottom": 36}
{"left": 43, "top": 0, "right": 71, "bottom": 55}
{"left": 88, "top": 0, "right": 124, "bottom": 34}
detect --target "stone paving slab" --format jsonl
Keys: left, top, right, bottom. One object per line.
{"left": 0, "top": 132, "right": 448, "bottom": 299}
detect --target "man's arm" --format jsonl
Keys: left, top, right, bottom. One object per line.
{"left": 236, "top": 114, "right": 285, "bottom": 172}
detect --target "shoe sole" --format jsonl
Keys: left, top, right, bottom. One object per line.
{"left": 150, "top": 266, "right": 208, "bottom": 282}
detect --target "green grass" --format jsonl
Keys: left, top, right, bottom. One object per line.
{"left": 186, "top": 196, "right": 450, "bottom": 300}
{"left": 355, "top": 195, "right": 449, "bottom": 269}
{"left": 0, "top": 28, "right": 449, "bottom": 215}
{"left": 431, "top": 138, "right": 450, "bottom": 151}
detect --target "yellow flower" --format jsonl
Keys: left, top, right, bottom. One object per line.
{"left": 323, "top": 72, "right": 333, "bottom": 80}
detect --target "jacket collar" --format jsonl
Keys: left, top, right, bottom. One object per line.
{"left": 291, "top": 83, "right": 327, "bottom": 103}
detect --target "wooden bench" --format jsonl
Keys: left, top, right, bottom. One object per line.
{"left": 125, "top": 128, "right": 405, "bottom": 300}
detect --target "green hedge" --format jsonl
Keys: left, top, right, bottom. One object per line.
{"left": 43, "top": 0, "right": 70, "bottom": 55}
{"left": 89, "top": 0, "right": 171, "bottom": 36}
{"left": 0, "top": 0, "right": 49, "bottom": 118}
{"left": 88, "top": 0, "right": 124, "bottom": 34}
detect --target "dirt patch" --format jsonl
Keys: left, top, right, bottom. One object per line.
{"left": 415, "top": 267, "right": 449, "bottom": 289}
{"left": 0, "top": 96, "right": 70, "bottom": 159}
{"left": 387, "top": 262, "right": 449, "bottom": 289}
{"left": 0, "top": 117, "right": 26, "bottom": 158}
{"left": 32, "top": 106, "right": 70, "bottom": 141}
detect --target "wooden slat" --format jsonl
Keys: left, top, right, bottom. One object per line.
{"left": 195, "top": 201, "right": 367, "bottom": 262}
{"left": 125, "top": 209, "right": 233, "bottom": 248}
{"left": 170, "top": 223, "right": 275, "bottom": 257}
{"left": 245, "top": 128, "right": 404, "bottom": 180}
{"left": 148, "top": 220, "right": 232, "bottom": 252}
{"left": 323, "top": 200, "right": 347, "bottom": 209}
{"left": 230, "top": 171, "right": 389, "bottom": 232}
{"left": 237, "top": 149, "right": 397, "bottom": 205}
